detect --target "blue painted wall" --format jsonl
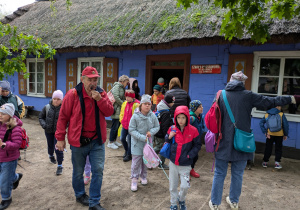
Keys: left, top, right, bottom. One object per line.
{"left": 7, "top": 42, "right": 300, "bottom": 149}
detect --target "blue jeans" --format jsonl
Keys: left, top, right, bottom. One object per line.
{"left": 70, "top": 140, "right": 105, "bottom": 207}
{"left": 109, "top": 119, "right": 120, "bottom": 142}
{"left": 211, "top": 159, "right": 247, "bottom": 205}
{"left": 0, "top": 160, "right": 18, "bottom": 200}
{"left": 120, "top": 128, "right": 131, "bottom": 156}
{"left": 45, "top": 132, "right": 64, "bottom": 165}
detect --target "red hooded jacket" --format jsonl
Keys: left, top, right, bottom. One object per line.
{"left": 166, "top": 106, "right": 201, "bottom": 166}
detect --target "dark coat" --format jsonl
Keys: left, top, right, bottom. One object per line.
{"left": 165, "top": 86, "right": 191, "bottom": 118}
{"left": 215, "top": 81, "right": 292, "bottom": 161}
{"left": 39, "top": 100, "right": 61, "bottom": 133}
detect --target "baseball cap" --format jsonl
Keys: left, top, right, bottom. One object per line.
{"left": 82, "top": 66, "right": 100, "bottom": 78}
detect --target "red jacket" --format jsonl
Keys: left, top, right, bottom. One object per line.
{"left": 55, "top": 84, "right": 114, "bottom": 147}
{"left": 166, "top": 106, "right": 201, "bottom": 166}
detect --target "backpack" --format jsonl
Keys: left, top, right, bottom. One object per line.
{"left": 204, "top": 90, "right": 222, "bottom": 151}
{"left": 205, "top": 130, "right": 216, "bottom": 153}
{"left": 20, "top": 128, "right": 29, "bottom": 150}
{"left": 143, "top": 137, "right": 161, "bottom": 168}
{"left": 155, "top": 109, "right": 169, "bottom": 123}
{"left": 266, "top": 113, "right": 282, "bottom": 132}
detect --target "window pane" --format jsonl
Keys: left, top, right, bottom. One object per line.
{"left": 258, "top": 77, "right": 279, "bottom": 94}
{"left": 37, "top": 73, "right": 44, "bottom": 82}
{"left": 284, "top": 59, "right": 300, "bottom": 76}
{"left": 37, "top": 62, "right": 44, "bottom": 72}
{"left": 37, "top": 83, "right": 43, "bottom": 93}
{"left": 259, "top": 59, "right": 280, "bottom": 76}
{"left": 81, "top": 62, "right": 89, "bottom": 72}
{"left": 29, "top": 62, "right": 35, "bottom": 73}
{"left": 282, "top": 104, "right": 300, "bottom": 115}
{"left": 29, "top": 83, "right": 35, "bottom": 93}
{"left": 29, "top": 73, "right": 35, "bottom": 82}
{"left": 282, "top": 78, "right": 300, "bottom": 95}
{"left": 92, "top": 62, "right": 101, "bottom": 76}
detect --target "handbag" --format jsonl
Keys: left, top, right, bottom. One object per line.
{"left": 143, "top": 137, "right": 161, "bottom": 168}
{"left": 107, "top": 90, "right": 115, "bottom": 104}
{"left": 222, "top": 90, "right": 256, "bottom": 153}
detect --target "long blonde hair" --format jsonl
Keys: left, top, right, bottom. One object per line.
{"left": 6, "top": 117, "right": 17, "bottom": 130}
{"left": 169, "top": 77, "right": 181, "bottom": 90}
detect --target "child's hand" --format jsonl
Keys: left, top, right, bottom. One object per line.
{"left": 146, "top": 131, "right": 151, "bottom": 137}
{"left": 283, "top": 136, "right": 287, "bottom": 141}
{"left": 169, "top": 131, "right": 176, "bottom": 139}
{"left": 266, "top": 134, "right": 271, "bottom": 139}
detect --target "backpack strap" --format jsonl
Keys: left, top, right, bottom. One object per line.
{"left": 3, "top": 129, "right": 12, "bottom": 143}
{"left": 215, "top": 90, "right": 223, "bottom": 152}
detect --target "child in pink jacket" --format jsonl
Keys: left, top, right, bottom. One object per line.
{"left": 0, "top": 103, "right": 23, "bottom": 209}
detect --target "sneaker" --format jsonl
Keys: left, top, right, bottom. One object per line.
{"left": 275, "top": 162, "right": 282, "bottom": 169}
{"left": 84, "top": 175, "right": 91, "bottom": 185}
{"left": 49, "top": 156, "right": 57, "bottom": 164}
{"left": 89, "top": 204, "right": 106, "bottom": 210}
{"left": 209, "top": 200, "right": 219, "bottom": 210}
{"left": 190, "top": 168, "right": 200, "bottom": 178}
{"left": 158, "top": 164, "right": 169, "bottom": 170}
{"left": 123, "top": 155, "right": 132, "bottom": 162}
{"left": 56, "top": 166, "right": 63, "bottom": 176}
{"left": 123, "top": 151, "right": 127, "bottom": 158}
{"left": 262, "top": 162, "right": 268, "bottom": 168}
{"left": 107, "top": 142, "right": 118, "bottom": 149}
{"left": 170, "top": 205, "right": 178, "bottom": 210}
{"left": 76, "top": 193, "right": 89, "bottom": 206}
{"left": 178, "top": 200, "right": 187, "bottom": 210}
{"left": 13, "top": 173, "right": 23, "bottom": 190}
{"left": 141, "top": 178, "right": 148, "bottom": 185}
{"left": 0, "top": 198, "right": 12, "bottom": 209}
{"left": 114, "top": 141, "right": 122, "bottom": 147}
{"left": 226, "top": 196, "right": 239, "bottom": 210}
{"left": 131, "top": 178, "right": 138, "bottom": 192}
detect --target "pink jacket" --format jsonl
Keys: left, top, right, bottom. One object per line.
{"left": 0, "top": 116, "right": 23, "bottom": 162}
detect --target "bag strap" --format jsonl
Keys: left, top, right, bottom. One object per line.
{"left": 222, "top": 90, "right": 236, "bottom": 126}
{"left": 3, "top": 129, "right": 12, "bottom": 143}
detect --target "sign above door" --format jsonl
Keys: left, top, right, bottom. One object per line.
{"left": 191, "top": 64, "right": 221, "bottom": 74}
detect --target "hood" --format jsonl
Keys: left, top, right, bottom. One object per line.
{"left": 129, "top": 78, "right": 137, "bottom": 90}
{"left": 13, "top": 116, "right": 23, "bottom": 127}
{"left": 157, "top": 100, "right": 170, "bottom": 111}
{"left": 267, "top": 108, "right": 281, "bottom": 115}
{"left": 189, "top": 110, "right": 197, "bottom": 118}
{"left": 174, "top": 106, "right": 190, "bottom": 127}
{"left": 225, "top": 80, "right": 245, "bottom": 91}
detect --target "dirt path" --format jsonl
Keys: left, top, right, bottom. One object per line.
{"left": 9, "top": 118, "right": 300, "bottom": 210}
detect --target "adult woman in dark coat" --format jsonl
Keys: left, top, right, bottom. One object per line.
{"left": 165, "top": 77, "right": 191, "bottom": 118}
{"left": 208, "top": 71, "right": 296, "bottom": 210}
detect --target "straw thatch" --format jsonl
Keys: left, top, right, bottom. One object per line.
{"left": 1, "top": 0, "right": 300, "bottom": 52}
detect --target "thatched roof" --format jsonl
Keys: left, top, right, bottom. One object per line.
{"left": 1, "top": 0, "right": 300, "bottom": 52}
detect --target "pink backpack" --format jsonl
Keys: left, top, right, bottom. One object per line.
{"left": 143, "top": 137, "right": 161, "bottom": 168}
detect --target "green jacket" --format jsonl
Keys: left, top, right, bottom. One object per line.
{"left": 111, "top": 82, "right": 125, "bottom": 119}
{"left": 0, "top": 93, "right": 23, "bottom": 117}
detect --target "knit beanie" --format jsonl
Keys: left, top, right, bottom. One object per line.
{"left": 230, "top": 71, "right": 248, "bottom": 84}
{"left": 0, "top": 103, "right": 15, "bottom": 117}
{"left": 190, "top": 100, "right": 202, "bottom": 113}
{"left": 157, "top": 77, "right": 164, "bottom": 84}
{"left": 0, "top": 81, "right": 11, "bottom": 91}
{"left": 52, "top": 90, "right": 64, "bottom": 100}
{"left": 140, "top": 94, "right": 151, "bottom": 104}
{"left": 153, "top": 84, "right": 161, "bottom": 91}
{"left": 164, "top": 94, "right": 175, "bottom": 104}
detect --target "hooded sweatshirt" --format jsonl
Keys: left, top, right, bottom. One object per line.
{"left": 259, "top": 107, "right": 289, "bottom": 136}
{"left": 0, "top": 116, "right": 23, "bottom": 162}
{"left": 39, "top": 99, "right": 62, "bottom": 133}
{"left": 111, "top": 82, "right": 126, "bottom": 119}
{"left": 165, "top": 106, "right": 201, "bottom": 166}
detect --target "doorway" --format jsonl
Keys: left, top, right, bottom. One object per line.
{"left": 145, "top": 54, "right": 191, "bottom": 94}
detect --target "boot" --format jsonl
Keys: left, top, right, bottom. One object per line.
{"left": 131, "top": 178, "right": 138, "bottom": 192}
{"left": 190, "top": 168, "right": 200, "bottom": 178}
{"left": 0, "top": 198, "right": 12, "bottom": 210}
{"left": 123, "top": 155, "right": 132, "bottom": 162}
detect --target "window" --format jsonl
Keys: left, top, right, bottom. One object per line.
{"left": 78, "top": 57, "right": 104, "bottom": 88}
{"left": 252, "top": 51, "right": 300, "bottom": 122}
{"left": 26, "top": 58, "right": 45, "bottom": 97}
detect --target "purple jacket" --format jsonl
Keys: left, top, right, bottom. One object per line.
{"left": 0, "top": 116, "right": 23, "bottom": 162}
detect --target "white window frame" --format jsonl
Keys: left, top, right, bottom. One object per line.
{"left": 26, "top": 58, "right": 46, "bottom": 97}
{"left": 251, "top": 51, "right": 300, "bottom": 122}
{"left": 77, "top": 57, "right": 104, "bottom": 88}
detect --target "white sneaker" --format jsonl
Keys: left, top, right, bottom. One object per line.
{"left": 209, "top": 200, "right": 219, "bottom": 210}
{"left": 107, "top": 142, "right": 118, "bottom": 149}
{"left": 114, "top": 141, "right": 122, "bottom": 147}
{"left": 226, "top": 196, "right": 238, "bottom": 210}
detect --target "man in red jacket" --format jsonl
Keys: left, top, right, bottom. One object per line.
{"left": 55, "top": 66, "right": 114, "bottom": 210}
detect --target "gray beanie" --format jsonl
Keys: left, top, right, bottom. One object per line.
{"left": 140, "top": 94, "right": 151, "bottom": 104}
{"left": 0, "top": 81, "right": 11, "bottom": 91}
{"left": 0, "top": 103, "right": 15, "bottom": 117}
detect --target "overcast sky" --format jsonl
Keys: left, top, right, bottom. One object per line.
{"left": 0, "top": 0, "right": 35, "bottom": 15}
